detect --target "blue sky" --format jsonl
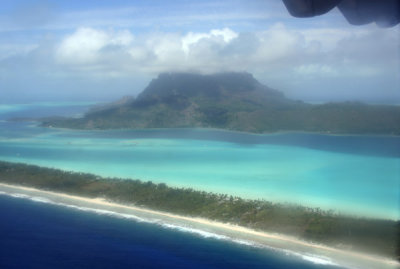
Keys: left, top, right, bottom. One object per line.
{"left": 0, "top": 0, "right": 399, "bottom": 103}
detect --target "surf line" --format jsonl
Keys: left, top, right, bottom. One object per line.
{"left": 0, "top": 183, "right": 398, "bottom": 268}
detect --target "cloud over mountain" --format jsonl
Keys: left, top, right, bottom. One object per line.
{"left": 49, "top": 24, "right": 398, "bottom": 80}
{"left": 0, "top": 5, "right": 398, "bottom": 103}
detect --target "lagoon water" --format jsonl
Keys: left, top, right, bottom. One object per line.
{"left": 0, "top": 103, "right": 399, "bottom": 219}
{"left": 0, "top": 102, "right": 399, "bottom": 268}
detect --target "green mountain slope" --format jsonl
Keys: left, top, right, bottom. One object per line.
{"left": 42, "top": 72, "right": 400, "bottom": 134}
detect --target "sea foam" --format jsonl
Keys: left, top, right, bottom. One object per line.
{"left": 300, "top": 253, "right": 339, "bottom": 266}
{"left": 0, "top": 190, "right": 343, "bottom": 268}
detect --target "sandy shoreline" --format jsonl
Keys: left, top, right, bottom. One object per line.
{"left": 0, "top": 183, "right": 398, "bottom": 269}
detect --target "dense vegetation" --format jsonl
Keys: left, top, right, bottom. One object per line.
{"left": 0, "top": 161, "right": 398, "bottom": 260}
{"left": 42, "top": 72, "right": 400, "bottom": 135}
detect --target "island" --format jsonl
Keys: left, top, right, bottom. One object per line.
{"left": 11, "top": 72, "right": 399, "bottom": 267}
{"left": 41, "top": 72, "right": 400, "bottom": 135}
{"left": 0, "top": 160, "right": 398, "bottom": 264}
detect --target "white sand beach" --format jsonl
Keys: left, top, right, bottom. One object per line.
{"left": 0, "top": 183, "right": 398, "bottom": 269}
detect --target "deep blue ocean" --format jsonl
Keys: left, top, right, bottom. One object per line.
{"left": 0, "top": 195, "right": 342, "bottom": 269}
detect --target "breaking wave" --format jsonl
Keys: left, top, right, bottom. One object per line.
{"left": 0, "top": 190, "right": 343, "bottom": 268}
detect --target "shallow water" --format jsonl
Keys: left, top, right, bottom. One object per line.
{"left": 0, "top": 103, "right": 399, "bottom": 219}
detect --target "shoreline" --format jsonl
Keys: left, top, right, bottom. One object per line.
{"left": 39, "top": 125, "right": 400, "bottom": 138}
{"left": 0, "top": 183, "right": 398, "bottom": 269}
{"left": 1, "top": 159, "right": 398, "bottom": 221}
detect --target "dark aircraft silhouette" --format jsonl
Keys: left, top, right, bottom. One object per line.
{"left": 283, "top": 0, "right": 400, "bottom": 27}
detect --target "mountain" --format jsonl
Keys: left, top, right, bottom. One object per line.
{"left": 42, "top": 72, "right": 400, "bottom": 135}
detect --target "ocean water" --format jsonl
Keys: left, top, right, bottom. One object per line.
{"left": 0, "top": 102, "right": 398, "bottom": 268}
{"left": 0, "top": 194, "right": 343, "bottom": 269}
{"left": 0, "top": 103, "right": 398, "bottom": 219}
{"left": 0, "top": 102, "right": 98, "bottom": 119}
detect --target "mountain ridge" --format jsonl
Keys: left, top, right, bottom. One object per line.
{"left": 42, "top": 72, "right": 400, "bottom": 135}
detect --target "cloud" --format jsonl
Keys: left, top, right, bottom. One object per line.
{"left": 182, "top": 28, "right": 238, "bottom": 54}
{"left": 56, "top": 27, "right": 134, "bottom": 65}
{"left": 7, "top": 25, "right": 400, "bottom": 78}
{"left": 51, "top": 24, "right": 311, "bottom": 74}
{"left": 1, "top": 23, "right": 398, "bottom": 103}
{"left": 294, "top": 64, "right": 338, "bottom": 77}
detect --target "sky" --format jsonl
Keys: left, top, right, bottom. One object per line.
{"left": 0, "top": 0, "right": 399, "bottom": 103}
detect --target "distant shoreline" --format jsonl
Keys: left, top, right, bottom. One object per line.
{"left": 5, "top": 114, "right": 400, "bottom": 137}
{"left": 38, "top": 124, "right": 400, "bottom": 138}
{"left": 0, "top": 183, "right": 398, "bottom": 269}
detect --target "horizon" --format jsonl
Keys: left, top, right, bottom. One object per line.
{"left": 2, "top": 71, "right": 399, "bottom": 106}
{"left": 0, "top": 0, "right": 399, "bottom": 104}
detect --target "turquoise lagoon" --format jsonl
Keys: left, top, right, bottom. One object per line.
{"left": 0, "top": 103, "right": 399, "bottom": 220}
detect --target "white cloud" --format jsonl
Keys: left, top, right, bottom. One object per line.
{"left": 55, "top": 27, "right": 241, "bottom": 74}
{"left": 147, "top": 33, "right": 183, "bottom": 63}
{"left": 182, "top": 28, "right": 238, "bottom": 54}
{"left": 251, "top": 23, "right": 302, "bottom": 63}
{"left": 1, "top": 23, "right": 398, "bottom": 103}
{"left": 45, "top": 24, "right": 400, "bottom": 81}
{"left": 109, "top": 29, "right": 134, "bottom": 46}
{"left": 128, "top": 47, "right": 149, "bottom": 61}
{"left": 299, "top": 28, "right": 369, "bottom": 51}
{"left": 56, "top": 27, "right": 134, "bottom": 65}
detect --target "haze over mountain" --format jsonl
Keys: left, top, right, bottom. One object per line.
{"left": 43, "top": 72, "right": 400, "bottom": 135}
